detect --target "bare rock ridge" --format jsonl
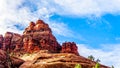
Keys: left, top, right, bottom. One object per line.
{"left": 0, "top": 20, "right": 79, "bottom": 55}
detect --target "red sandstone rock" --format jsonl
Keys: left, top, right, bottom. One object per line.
{"left": 61, "top": 42, "right": 79, "bottom": 55}
{"left": 0, "top": 35, "right": 3, "bottom": 48}
{"left": 0, "top": 49, "right": 24, "bottom": 68}
{"left": 12, "top": 33, "right": 23, "bottom": 52}
{"left": 2, "top": 32, "right": 23, "bottom": 52}
{"left": 0, "top": 49, "right": 8, "bottom": 68}
{"left": 10, "top": 56, "right": 25, "bottom": 67}
{"left": 23, "top": 20, "right": 61, "bottom": 53}
{"left": 0, "top": 19, "right": 110, "bottom": 68}
{"left": 19, "top": 51, "right": 110, "bottom": 68}
{"left": 2, "top": 32, "right": 13, "bottom": 51}
{"left": 0, "top": 20, "right": 80, "bottom": 55}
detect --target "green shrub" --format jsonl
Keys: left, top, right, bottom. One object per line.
{"left": 111, "top": 65, "right": 114, "bottom": 68}
{"left": 74, "top": 64, "right": 82, "bottom": 68}
{"left": 95, "top": 63, "right": 100, "bottom": 68}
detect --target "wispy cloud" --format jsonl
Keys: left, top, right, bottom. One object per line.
{"left": 48, "top": 22, "right": 73, "bottom": 37}
{"left": 0, "top": 0, "right": 73, "bottom": 37}
{"left": 86, "top": 16, "right": 112, "bottom": 29}
{"left": 0, "top": 0, "right": 120, "bottom": 67}
{"left": 53, "top": 0, "right": 120, "bottom": 17}
{"left": 77, "top": 44, "right": 120, "bottom": 68}
{"left": 0, "top": 0, "right": 120, "bottom": 35}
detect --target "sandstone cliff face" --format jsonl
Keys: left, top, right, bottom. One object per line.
{"left": 61, "top": 42, "right": 79, "bottom": 55}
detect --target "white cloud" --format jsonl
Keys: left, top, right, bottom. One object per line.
{"left": 53, "top": 0, "right": 120, "bottom": 17}
{"left": 77, "top": 44, "right": 120, "bottom": 68}
{"left": 48, "top": 22, "right": 73, "bottom": 37}
{"left": 0, "top": 0, "right": 120, "bottom": 35}
{"left": 0, "top": 0, "right": 120, "bottom": 68}
{"left": 0, "top": 0, "right": 73, "bottom": 37}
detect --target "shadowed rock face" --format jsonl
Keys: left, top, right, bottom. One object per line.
{"left": 0, "top": 35, "right": 3, "bottom": 48}
{"left": 2, "top": 32, "right": 23, "bottom": 52}
{"left": 0, "top": 49, "right": 24, "bottom": 68}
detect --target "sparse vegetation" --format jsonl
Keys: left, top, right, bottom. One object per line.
{"left": 95, "top": 63, "right": 100, "bottom": 68}
{"left": 88, "top": 55, "right": 95, "bottom": 61}
{"left": 6, "top": 50, "right": 13, "bottom": 68}
{"left": 111, "top": 65, "right": 114, "bottom": 68}
{"left": 96, "top": 59, "right": 101, "bottom": 63}
{"left": 74, "top": 64, "right": 82, "bottom": 68}
{"left": 88, "top": 55, "right": 101, "bottom": 63}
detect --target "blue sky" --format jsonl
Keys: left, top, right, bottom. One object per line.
{"left": 0, "top": 0, "right": 120, "bottom": 68}
{"left": 50, "top": 14, "right": 120, "bottom": 49}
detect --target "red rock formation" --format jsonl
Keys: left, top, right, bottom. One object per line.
{"left": 23, "top": 20, "right": 61, "bottom": 53}
{"left": 2, "top": 32, "right": 13, "bottom": 51}
{"left": 2, "top": 32, "right": 23, "bottom": 52}
{"left": 10, "top": 56, "right": 25, "bottom": 67}
{"left": 11, "top": 33, "right": 23, "bottom": 52}
{"left": 19, "top": 51, "right": 110, "bottom": 68}
{"left": 0, "top": 35, "right": 3, "bottom": 48}
{"left": 0, "top": 20, "right": 80, "bottom": 55}
{"left": 61, "top": 42, "right": 79, "bottom": 55}
{"left": 0, "top": 49, "right": 8, "bottom": 68}
{"left": 0, "top": 20, "right": 80, "bottom": 56}
{"left": 0, "top": 49, "right": 24, "bottom": 68}
{"left": 0, "top": 19, "right": 111, "bottom": 68}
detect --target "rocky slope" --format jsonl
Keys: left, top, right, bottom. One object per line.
{"left": 0, "top": 19, "right": 110, "bottom": 68}
{"left": 19, "top": 50, "right": 109, "bottom": 68}
{"left": 0, "top": 49, "right": 24, "bottom": 68}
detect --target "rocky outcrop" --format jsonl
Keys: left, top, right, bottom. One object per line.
{"left": 0, "top": 49, "right": 24, "bottom": 68}
{"left": 0, "top": 35, "right": 3, "bottom": 48}
{"left": 2, "top": 32, "right": 13, "bottom": 51}
{"left": 0, "top": 49, "right": 8, "bottom": 68}
{"left": 0, "top": 20, "right": 78, "bottom": 55}
{"left": 23, "top": 20, "right": 61, "bottom": 53}
{"left": 19, "top": 50, "right": 110, "bottom": 68}
{"left": 10, "top": 56, "right": 25, "bottom": 67}
{"left": 2, "top": 32, "right": 23, "bottom": 52}
{"left": 61, "top": 42, "right": 79, "bottom": 55}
